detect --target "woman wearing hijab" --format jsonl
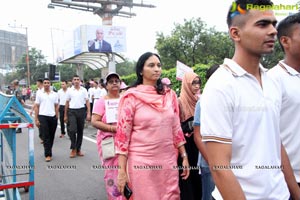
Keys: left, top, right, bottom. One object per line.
{"left": 178, "top": 72, "right": 202, "bottom": 200}
{"left": 116, "top": 52, "right": 190, "bottom": 199}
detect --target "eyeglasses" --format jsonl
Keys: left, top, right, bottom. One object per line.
{"left": 108, "top": 79, "right": 121, "bottom": 84}
{"left": 192, "top": 81, "right": 201, "bottom": 86}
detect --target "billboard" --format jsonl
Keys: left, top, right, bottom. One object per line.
{"left": 73, "top": 25, "right": 126, "bottom": 56}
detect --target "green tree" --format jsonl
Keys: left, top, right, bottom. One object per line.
{"left": 10, "top": 47, "right": 48, "bottom": 84}
{"left": 155, "top": 18, "right": 234, "bottom": 69}
{"left": 56, "top": 64, "right": 77, "bottom": 81}
{"left": 116, "top": 60, "right": 135, "bottom": 76}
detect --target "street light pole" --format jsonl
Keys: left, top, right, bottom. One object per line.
{"left": 25, "top": 27, "right": 30, "bottom": 86}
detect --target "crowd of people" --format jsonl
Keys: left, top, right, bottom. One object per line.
{"left": 5, "top": 1, "right": 300, "bottom": 199}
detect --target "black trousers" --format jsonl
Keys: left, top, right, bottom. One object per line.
{"left": 38, "top": 115, "right": 57, "bottom": 157}
{"left": 68, "top": 108, "right": 85, "bottom": 151}
{"left": 59, "top": 105, "right": 66, "bottom": 134}
{"left": 178, "top": 135, "right": 202, "bottom": 200}
{"left": 90, "top": 102, "right": 93, "bottom": 115}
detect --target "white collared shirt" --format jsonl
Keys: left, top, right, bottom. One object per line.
{"left": 88, "top": 87, "right": 95, "bottom": 103}
{"left": 35, "top": 90, "right": 58, "bottom": 116}
{"left": 268, "top": 60, "right": 300, "bottom": 182}
{"left": 201, "top": 58, "right": 289, "bottom": 199}
{"left": 66, "top": 86, "right": 88, "bottom": 109}
{"left": 57, "top": 88, "right": 68, "bottom": 106}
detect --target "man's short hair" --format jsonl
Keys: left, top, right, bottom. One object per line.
{"left": 37, "top": 79, "right": 43, "bottom": 84}
{"left": 227, "top": 0, "right": 274, "bottom": 28}
{"left": 43, "top": 78, "right": 50, "bottom": 82}
{"left": 277, "top": 12, "right": 300, "bottom": 51}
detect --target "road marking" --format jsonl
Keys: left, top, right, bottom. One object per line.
{"left": 83, "top": 136, "right": 96, "bottom": 143}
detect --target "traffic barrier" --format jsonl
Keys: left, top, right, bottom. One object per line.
{"left": 0, "top": 92, "right": 34, "bottom": 200}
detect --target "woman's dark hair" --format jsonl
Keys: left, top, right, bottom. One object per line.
{"left": 131, "top": 52, "right": 164, "bottom": 94}
{"left": 206, "top": 64, "right": 220, "bottom": 80}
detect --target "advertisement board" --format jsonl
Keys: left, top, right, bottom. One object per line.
{"left": 73, "top": 25, "right": 126, "bottom": 55}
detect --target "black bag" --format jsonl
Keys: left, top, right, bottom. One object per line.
{"left": 181, "top": 116, "right": 194, "bottom": 134}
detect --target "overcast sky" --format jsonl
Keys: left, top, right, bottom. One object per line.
{"left": 0, "top": 0, "right": 298, "bottom": 63}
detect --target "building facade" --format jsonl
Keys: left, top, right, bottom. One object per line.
{"left": 0, "top": 30, "right": 27, "bottom": 73}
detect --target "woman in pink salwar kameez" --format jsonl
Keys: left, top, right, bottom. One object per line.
{"left": 116, "top": 52, "right": 190, "bottom": 200}
{"left": 91, "top": 72, "right": 126, "bottom": 200}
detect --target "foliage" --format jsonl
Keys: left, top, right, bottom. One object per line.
{"left": 156, "top": 17, "right": 283, "bottom": 71}
{"left": 5, "top": 48, "right": 48, "bottom": 85}
{"left": 261, "top": 41, "right": 284, "bottom": 68}
{"left": 155, "top": 18, "right": 234, "bottom": 70}
{"left": 116, "top": 60, "right": 135, "bottom": 76}
{"left": 53, "top": 82, "right": 61, "bottom": 91}
{"left": 57, "top": 64, "right": 77, "bottom": 81}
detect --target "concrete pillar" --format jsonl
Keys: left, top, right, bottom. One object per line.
{"left": 76, "top": 64, "right": 84, "bottom": 81}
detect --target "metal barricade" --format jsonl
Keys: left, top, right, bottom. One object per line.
{"left": 0, "top": 92, "right": 34, "bottom": 200}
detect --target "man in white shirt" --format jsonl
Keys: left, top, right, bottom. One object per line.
{"left": 88, "top": 81, "right": 95, "bottom": 116}
{"left": 57, "top": 80, "right": 68, "bottom": 138}
{"left": 99, "top": 82, "right": 107, "bottom": 97}
{"left": 268, "top": 12, "right": 300, "bottom": 188}
{"left": 91, "top": 81, "right": 100, "bottom": 104}
{"left": 30, "top": 79, "right": 44, "bottom": 143}
{"left": 200, "top": 1, "right": 300, "bottom": 199}
{"left": 64, "top": 75, "right": 90, "bottom": 158}
{"left": 35, "top": 78, "right": 59, "bottom": 162}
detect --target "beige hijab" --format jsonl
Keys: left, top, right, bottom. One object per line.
{"left": 179, "top": 72, "right": 199, "bottom": 122}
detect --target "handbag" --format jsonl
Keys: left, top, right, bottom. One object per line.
{"left": 181, "top": 116, "right": 194, "bottom": 134}
{"left": 101, "top": 137, "right": 115, "bottom": 160}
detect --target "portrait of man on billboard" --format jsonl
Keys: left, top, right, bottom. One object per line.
{"left": 88, "top": 28, "right": 112, "bottom": 53}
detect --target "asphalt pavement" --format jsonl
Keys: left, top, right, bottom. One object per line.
{"left": 13, "top": 101, "right": 108, "bottom": 200}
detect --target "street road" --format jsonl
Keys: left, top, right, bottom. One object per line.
{"left": 15, "top": 107, "right": 108, "bottom": 200}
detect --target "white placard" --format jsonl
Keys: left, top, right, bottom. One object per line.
{"left": 105, "top": 98, "right": 120, "bottom": 123}
{"left": 176, "top": 60, "right": 193, "bottom": 81}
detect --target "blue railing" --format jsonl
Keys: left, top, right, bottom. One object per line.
{"left": 0, "top": 92, "right": 34, "bottom": 200}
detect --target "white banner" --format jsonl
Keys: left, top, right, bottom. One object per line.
{"left": 176, "top": 61, "right": 193, "bottom": 81}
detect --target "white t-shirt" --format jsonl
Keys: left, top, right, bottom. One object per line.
{"left": 35, "top": 90, "right": 58, "bottom": 116}
{"left": 93, "top": 87, "right": 102, "bottom": 99}
{"left": 66, "top": 86, "right": 88, "bottom": 109}
{"left": 88, "top": 87, "right": 95, "bottom": 103}
{"left": 201, "top": 58, "right": 289, "bottom": 199}
{"left": 100, "top": 88, "right": 107, "bottom": 97}
{"left": 268, "top": 60, "right": 300, "bottom": 182}
{"left": 57, "top": 88, "right": 68, "bottom": 106}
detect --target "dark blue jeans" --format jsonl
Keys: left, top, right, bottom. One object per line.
{"left": 201, "top": 158, "right": 215, "bottom": 200}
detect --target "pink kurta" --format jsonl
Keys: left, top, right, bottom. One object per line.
{"left": 115, "top": 85, "right": 186, "bottom": 200}
{"left": 93, "top": 98, "right": 125, "bottom": 200}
